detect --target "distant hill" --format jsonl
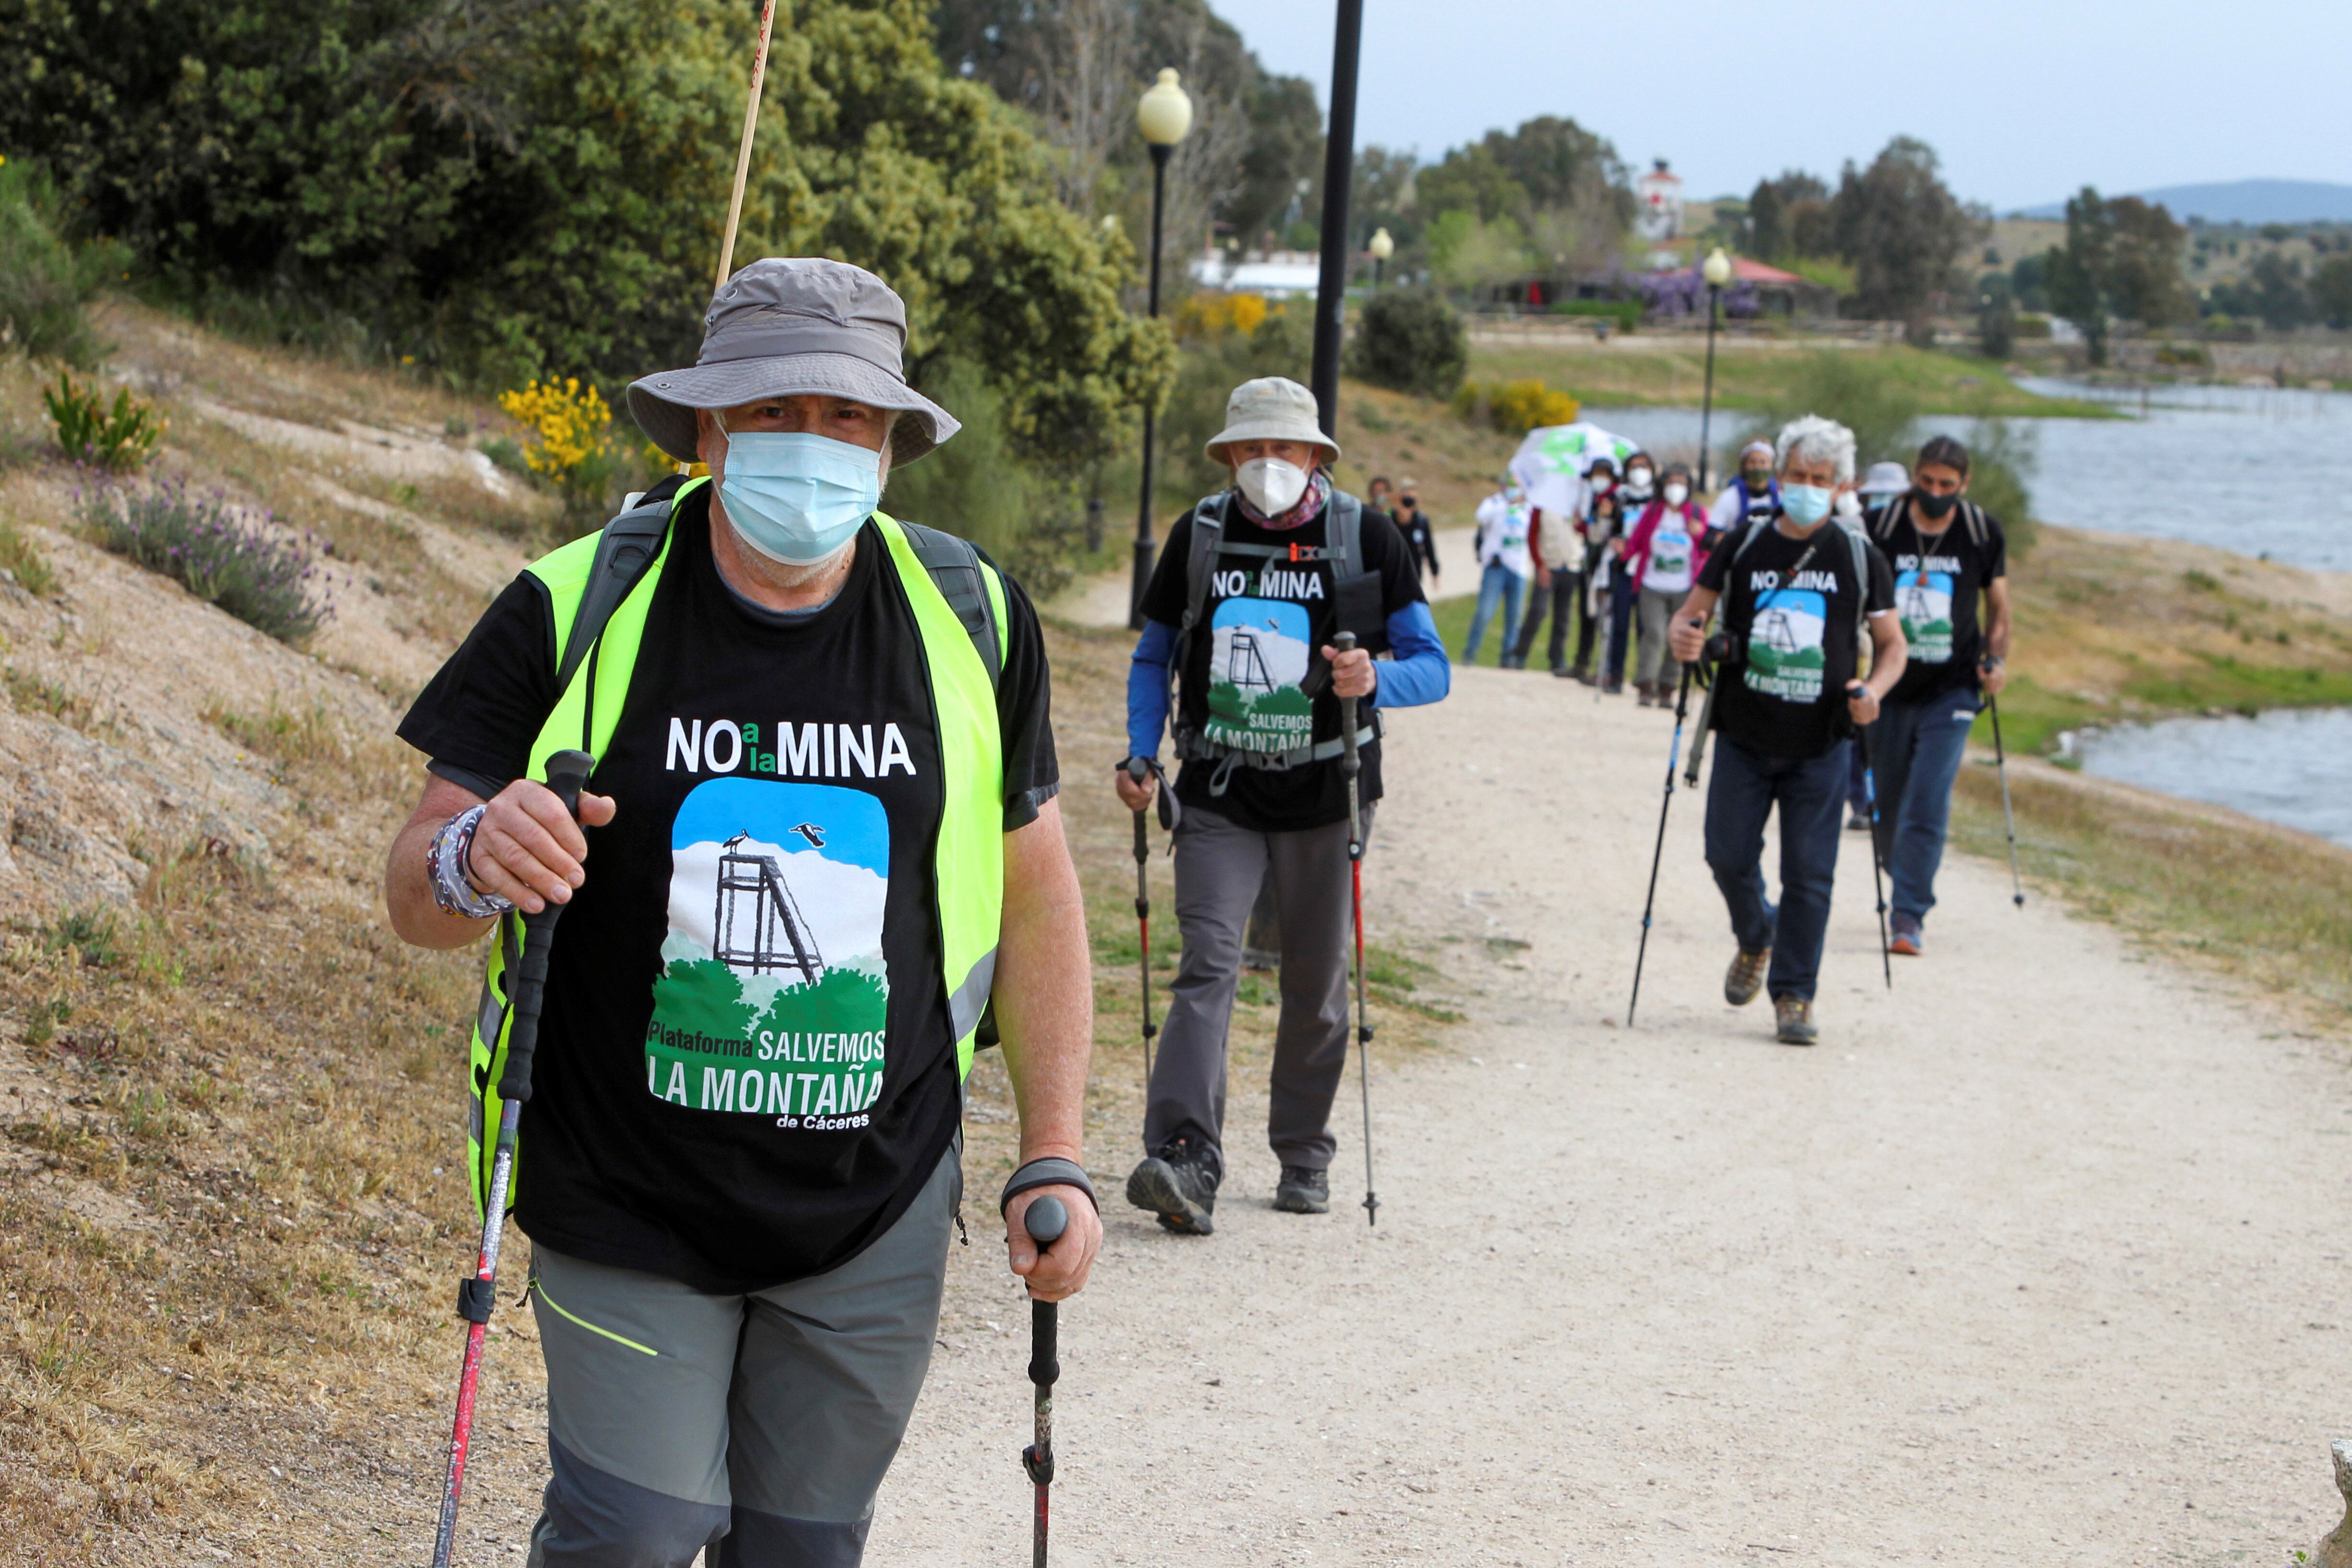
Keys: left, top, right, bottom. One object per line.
{"left": 2013, "top": 179, "right": 2352, "bottom": 224}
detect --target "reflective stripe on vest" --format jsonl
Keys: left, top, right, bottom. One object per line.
{"left": 466, "top": 484, "right": 1008, "bottom": 1219}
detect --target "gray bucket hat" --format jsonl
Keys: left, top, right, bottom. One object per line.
{"left": 1204, "top": 376, "right": 1340, "bottom": 465}
{"left": 627, "top": 258, "right": 961, "bottom": 466}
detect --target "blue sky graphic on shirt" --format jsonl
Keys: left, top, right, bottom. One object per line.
{"left": 1744, "top": 588, "right": 1828, "bottom": 702}
{"left": 1896, "top": 569, "right": 1956, "bottom": 663}
{"left": 1206, "top": 596, "right": 1314, "bottom": 754}
{"left": 645, "top": 776, "right": 890, "bottom": 1126}
{"left": 1645, "top": 520, "right": 1694, "bottom": 589}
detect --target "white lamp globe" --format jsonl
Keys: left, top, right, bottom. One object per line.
{"left": 1138, "top": 69, "right": 1194, "bottom": 147}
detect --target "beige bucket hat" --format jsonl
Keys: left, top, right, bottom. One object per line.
{"left": 1203, "top": 376, "right": 1340, "bottom": 466}
{"left": 627, "top": 258, "right": 961, "bottom": 466}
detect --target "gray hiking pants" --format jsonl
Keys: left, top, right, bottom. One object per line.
{"left": 521, "top": 1145, "right": 959, "bottom": 1568}
{"left": 1145, "top": 802, "right": 1373, "bottom": 1180}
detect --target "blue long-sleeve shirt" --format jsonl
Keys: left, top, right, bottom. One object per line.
{"left": 1126, "top": 601, "right": 1451, "bottom": 760}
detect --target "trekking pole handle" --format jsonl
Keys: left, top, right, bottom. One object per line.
{"left": 1125, "top": 759, "right": 1151, "bottom": 865}
{"left": 495, "top": 749, "right": 596, "bottom": 1105}
{"left": 1025, "top": 1196, "right": 1066, "bottom": 1389}
{"left": 1333, "top": 632, "right": 1361, "bottom": 777}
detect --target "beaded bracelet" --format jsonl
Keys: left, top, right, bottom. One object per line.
{"left": 427, "top": 805, "right": 514, "bottom": 920}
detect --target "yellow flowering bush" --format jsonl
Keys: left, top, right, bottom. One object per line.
{"left": 1174, "top": 291, "right": 1273, "bottom": 342}
{"left": 1450, "top": 378, "right": 1581, "bottom": 436}
{"left": 496, "top": 377, "right": 635, "bottom": 530}
{"left": 497, "top": 377, "right": 616, "bottom": 476}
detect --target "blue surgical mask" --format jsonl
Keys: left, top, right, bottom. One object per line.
{"left": 1780, "top": 484, "right": 1833, "bottom": 526}
{"left": 718, "top": 431, "right": 882, "bottom": 566}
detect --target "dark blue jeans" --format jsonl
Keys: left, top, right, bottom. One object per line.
{"left": 1703, "top": 733, "right": 1851, "bottom": 1002}
{"left": 1868, "top": 689, "right": 1983, "bottom": 925}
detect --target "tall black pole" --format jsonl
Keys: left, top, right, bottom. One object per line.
{"left": 1696, "top": 282, "right": 1721, "bottom": 493}
{"left": 1308, "top": 0, "right": 1366, "bottom": 438}
{"left": 1129, "top": 143, "right": 1174, "bottom": 631}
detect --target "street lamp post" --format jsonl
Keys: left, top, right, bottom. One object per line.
{"left": 1368, "top": 226, "right": 1393, "bottom": 290}
{"left": 1697, "top": 246, "right": 1733, "bottom": 493}
{"left": 1129, "top": 69, "right": 1194, "bottom": 630}
{"left": 1307, "top": 0, "right": 1367, "bottom": 437}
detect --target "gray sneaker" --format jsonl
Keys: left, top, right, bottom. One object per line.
{"left": 1126, "top": 1139, "right": 1217, "bottom": 1235}
{"left": 1774, "top": 994, "right": 1818, "bottom": 1045}
{"left": 1724, "top": 946, "right": 1771, "bottom": 1006}
{"left": 1272, "top": 1165, "right": 1329, "bottom": 1214}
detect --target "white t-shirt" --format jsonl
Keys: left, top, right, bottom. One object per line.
{"left": 1644, "top": 513, "right": 1697, "bottom": 594}
{"left": 1474, "top": 493, "right": 1533, "bottom": 579}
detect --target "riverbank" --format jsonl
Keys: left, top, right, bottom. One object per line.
{"left": 1466, "top": 338, "right": 2115, "bottom": 418}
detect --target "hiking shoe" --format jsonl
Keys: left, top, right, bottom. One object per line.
{"left": 1773, "top": 994, "right": 1818, "bottom": 1045}
{"left": 1846, "top": 810, "right": 1872, "bottom": 832}
{"left": 1126, "top": 1140, "right": 1217, "bottom": 1235}
{"left": 1272, "top": 1165, "right": 1330, "bottom": 1214}
{"left": 1549, "top": 664, "right": 1573, "bottom": 678}
{"left": 1636, "top": 683, "right": 1656, "bottom": 707}
{"left": 1724, "top": 946, "right": 1771, "bottom": 1006}
{"left": 1601, "top": 677, "right": 1624, "bottom": 695}
{"left": 1889, "top": 916, "right": 1923, "bottom": 957}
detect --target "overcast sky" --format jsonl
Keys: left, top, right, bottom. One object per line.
{"left": 1209, "top": 0, "right": 2352, "bottom": 212}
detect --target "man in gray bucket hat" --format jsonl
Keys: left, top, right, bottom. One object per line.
{"left": 387, "top": 257, "right": 1101, "bottom": 1566}
{"left": 1117, "top": 376, "right": 1450, "bottom": 1232}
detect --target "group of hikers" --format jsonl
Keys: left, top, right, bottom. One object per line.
{"left": 382, "top": 256, "right": 2012, "bottom": 1564}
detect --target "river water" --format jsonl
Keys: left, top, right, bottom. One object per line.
{"left": 2075, "top": 707, "right": 2352, "bottom": 848}
{"left": 1585, "top": 379, "right": 2352, "bottom": 570}
{"left": 1579, "top": 380, "right": 2352, "bottom": 844}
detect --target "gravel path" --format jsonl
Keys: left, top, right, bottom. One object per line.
{"left": 874, "top": 666, "right": 2350, "bottom": 1566}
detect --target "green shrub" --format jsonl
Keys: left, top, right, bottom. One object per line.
{"left": 881, "top": 360, "right": 1083, "bottom": 600}
{"left": 1346, "top": 288, "right": 1468, "bottom": 399}
{"left": 0, "top": 517, "right": 57, "bottom": 595}
{"left": 0, "top": 159, "right": 121, "bottom": 368}
{"left": 75, "top": 473, "right": 333, "bottom": 643}
{"left": 44, "top": 372, "right": 162, "bottom": 469}
{"left": 4, "top": 0, "right": 1170, "bottom": 468}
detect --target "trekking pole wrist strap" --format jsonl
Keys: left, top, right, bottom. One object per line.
{"left": 1000, "top": 1158, "right": 1098, "bottom": 1217}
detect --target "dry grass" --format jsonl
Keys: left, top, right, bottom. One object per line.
{"left": 1951, "top": 762, "right": 2352, "bottom": 1027}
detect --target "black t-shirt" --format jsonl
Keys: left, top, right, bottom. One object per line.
{"left": 1139, "top": 494, "right": 1424, "bottom": 833}
{"left": 1868, "top": 498, "right": 2007, "bottom": 704}
{"left": 397, "top": 493, "right": 1058, "bottom": 1293}
{"left": 1396, "top": 507, "right": 1439, "bottom": 579}
{"left": 1697, "top": 514, "right": 1896, "bottom": 759}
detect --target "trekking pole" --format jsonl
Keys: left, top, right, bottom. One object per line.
{"left": 1683, "top": 666, "right": 1719, "bottom": 787}
{"left": 1850, "top": 702, "right": 1894, "bottom": 991}
{"left": 1627, "top": 661, "right": 1696, "bottom": 1026}
{"left": 1020, "top": 1195, "right": 1071, "bottom": 1568}
{"left": 1332, "top": 632, "right": 1378, "bottom": 1226}
{"left": 1124, "top": 758, "right": 1157, "bottom": 1090}
{"left": 714, "top": 0, "right": 780, "bottom": 293}
{"left": 430, "top": 749, "right": 596, "bottom": 1568}
{"left": 1985, "top": 691, "right": 2026, "bottom": 907}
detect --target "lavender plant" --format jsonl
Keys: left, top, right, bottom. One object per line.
{"left": 75, "top": 474, "right": 334, "bottom": 644}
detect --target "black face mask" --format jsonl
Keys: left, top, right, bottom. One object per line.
{"left": 1914, "top": 489, "right": 1959, "bottom": 521}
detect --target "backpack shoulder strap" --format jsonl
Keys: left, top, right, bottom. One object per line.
{"left": 1834, "top": 519, "right": 1873, "bottom": 633}
{"left": 1328, "top": 489, "right": 1363, "bottom": 579}
{"left": 1181, "top": 493, "right": 1227, "bottom": 637}
{"left": 553, "top": 485, "right": 681, "bottom": 698}
{"left": 896, "top": 518, "right": 1005, "bottom": 691}
{"left": 1962, "top": 501, "right": 1989, "bottom": 550}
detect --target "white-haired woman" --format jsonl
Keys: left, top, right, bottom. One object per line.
{"left": 1667, "top": 414, "right": 1906, "bottom": 1046}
